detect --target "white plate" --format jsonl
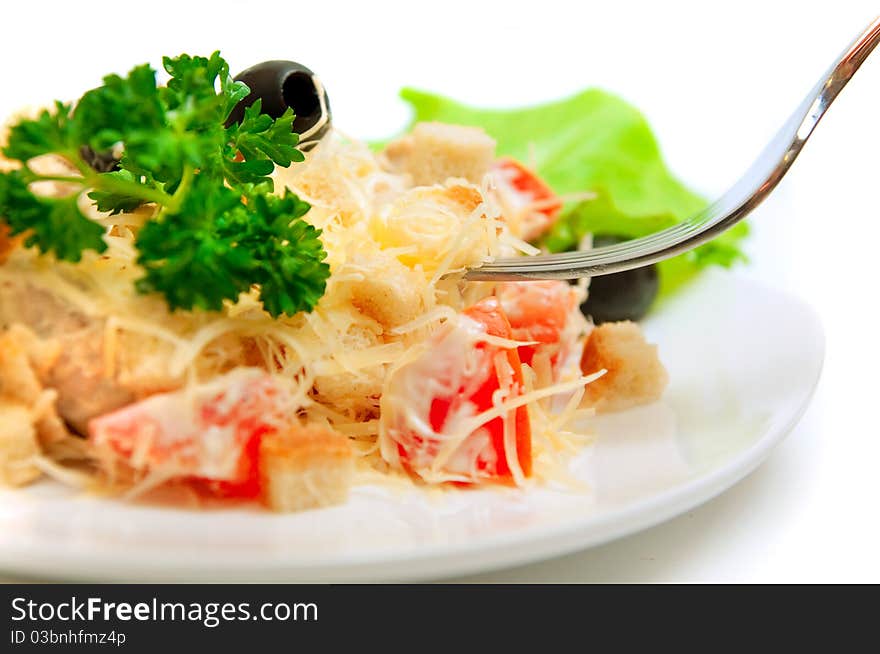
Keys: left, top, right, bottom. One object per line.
{"left": 0, "top": 271, "right": 824, "bottom": 582}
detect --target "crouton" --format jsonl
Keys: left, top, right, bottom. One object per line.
{"left": 313, "top": 323, "right": 385, "bottom": 419}
{"left": 580, "top": 321, "right": 668, "bottom": 412}
{"left": 314, "top": 367, "right": 384, "bottom": 420}
{"left": 0, "top": 328, "right": 45, "bottom": 401}
{"left": 0, "top": 326, "right": 71, "bottom": 448}
{"left": 346, "top": 252, "right": 424, "bottom": 330}
{"left": 1, "top": 324, "right": 60, "bottom": 377}
{"left": 259, "top": 424, "right": 354, "bottom": 513}
{"left": 382, "top": 122, "right": 496, "bottom": 186}
{"left": 0, "top": 402, "right": 41, "bottom": 486}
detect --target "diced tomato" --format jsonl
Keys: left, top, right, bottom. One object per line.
{"left": 191, "top": 423, "right": 270, "bottom": 500}
{"left": 88, "top": 370, "right": 291, "bottom": 499}
{"left": 492, "top": 157, "right": 562, "bottom": 241}
{"left": 496, "top": 281, "right": 582, "bottom": 374}
{"left": 382, "top": 297, "right": 531, "bottom": 483}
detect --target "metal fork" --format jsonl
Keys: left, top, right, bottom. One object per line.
{"left": 463, "top": 17, "right": 880, "bottom": 281}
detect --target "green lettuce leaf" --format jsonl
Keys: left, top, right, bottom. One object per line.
{"left": 394, "top": 87, "right": 748, "bottom": 297}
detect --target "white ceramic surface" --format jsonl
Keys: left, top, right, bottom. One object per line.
{"left": 0, "top": 270, "right": 824, "bottom": 581}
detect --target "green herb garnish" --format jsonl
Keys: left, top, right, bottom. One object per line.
{"left": 0, "top": 52, "right": 329, "bottom": 317}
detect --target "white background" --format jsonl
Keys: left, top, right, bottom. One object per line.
{"left": 1, "top": 0, "right": 878, "bottom": 582}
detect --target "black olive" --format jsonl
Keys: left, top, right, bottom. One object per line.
{"left": 227, "top": 60, "right": 331, "bottom": 149}
{"left": 579, "top": 235, "right": 660, "bottom": 324}
{"left": 79, "top": 145, "right": 120, "bottom": 173}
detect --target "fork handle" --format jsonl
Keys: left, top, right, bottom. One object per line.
{"left": 464, "top": 17, "right": 880, "bottom": 281}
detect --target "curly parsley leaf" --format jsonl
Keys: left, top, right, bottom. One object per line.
{"left": 229, "top": 102, "right": 304, "bottom": 166}
{"left": 2, "top": 102, "right": 77, "bottom": 161}
{"left": 162, "top": 52, "right": 229, "bottom": 112}
{"left": 86, "top": 170, "right": 149, "bottom": 215}
{"left": 0, "top": 51, "right": 324, "bottom": 317}
{"left": 134, "top": 179, "right": 255, "bottom": 312}
{"left": 229, "top": 192, "right": 328, "bottom": 317}
{"left": 135, "top": 179, "right": 328, "bottom": 317}
{"left": 0, "top": 169, "right": 107, "bottom": 261}
{"left": 73, "top": 64, "right": 165, "bottom": 153}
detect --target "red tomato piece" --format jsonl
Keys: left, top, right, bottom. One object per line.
{"left": 192, "top": 423, "right": 272, "bottom": 500}
{"left": 88, "top": 370, "right": 291, "bottom": 498}
{"left": 382, "top": 297, "right": 532, "bottom": 483}
{"left": 492, "top": 157, "right": 563, "bottom": 241}
{"left": 496, "top": 281, "right": 582, "bottom": 374}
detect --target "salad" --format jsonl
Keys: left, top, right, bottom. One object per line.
{"left": 0, "top": 54, "right": 745, "bottom": 512}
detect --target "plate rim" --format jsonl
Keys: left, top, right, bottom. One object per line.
{"left": 0, "top": 272, "right": 825, "bottom": 582}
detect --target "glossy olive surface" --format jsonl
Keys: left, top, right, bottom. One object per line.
{"left": 227, "top": 60, "right": 331, "bottom": 144}
{"left": 579, "top": 235, "right": 660, "bottom": 323}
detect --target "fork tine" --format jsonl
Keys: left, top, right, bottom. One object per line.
{"left": 462, "top": 17, "right": 880, "bottom": 282}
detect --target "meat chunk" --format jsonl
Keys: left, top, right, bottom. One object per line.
{"left": 47, "top": 323, "right": 135, "bottom": 435}
{"left": 259, "top": 424, "right": 354, "bottom": 513}
{"left": 381, "top": 122, "right": 496, "bottom": 186}
{"left": 580, "top": 321, "right": 668, "bottom": 412}
{"left": 0, "top": 278, "right": 90, "bottom": 339}
{"left": 0, "top": 279, "right": 181, "bottom": 434}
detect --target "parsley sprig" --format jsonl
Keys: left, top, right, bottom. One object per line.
{"left": 0, "top": 52, "right": 329, "bottom": 317}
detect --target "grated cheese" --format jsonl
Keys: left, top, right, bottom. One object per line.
{"left": 1, "top": 125, "right": 606, "bottom": 501}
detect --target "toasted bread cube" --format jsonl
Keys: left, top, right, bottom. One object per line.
{"left": 313, "top": 360, "right": 384, "bottom": 419}
{"left": 347, "top": 253, "right": 424, "bottom": 330}
{"left": 580, "top": 321, "right": 668, "bottom": 412}
{"left": 382, "top": 122, "right": 496, "bottom": 186}
{"left": 259, "top": 424, "right": 354, "bottom": 513}
{"left": 313, "top": 322, "right": 385, "bottom": 418}
{"left": 0, "top": 402, "right": 41, "bottom": 486}
{"left": 0, "top": 326, "right": 70, "bottom": 447}
{"left": 313, "top": 369, "right": 384, "bottom": 419}
{"left": 0, "top": 327, "right": 44, "bottom": 401}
